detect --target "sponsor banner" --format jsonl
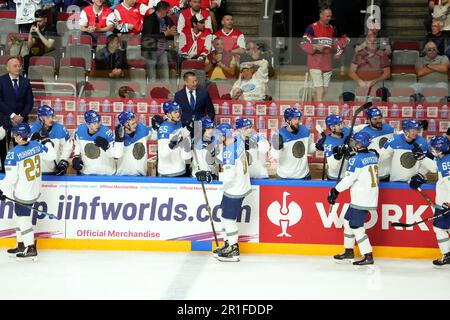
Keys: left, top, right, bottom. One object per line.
{"left": 260, "top": 185, "right": 438, "bottom": 248}
{"left": 0, "top": 179, "right": 259, "bottom": 242}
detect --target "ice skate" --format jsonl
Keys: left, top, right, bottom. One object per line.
{"left": 217, "top": 243, "right": 240, "bottom": 262}
{"left": 213, "top": 241, "right": 229, "bottom": 259}
{"left": 16, "top": 245, "right": 38, "bottom": 262}
{"left": 353, "top": 253, "right": 374, "bottom": 270}
{"left": 7, "top": 242, "right": 25, "bottom": 258}
{"left": 333, "top": 249, "right": 354, "bottom": 264}
{"left": 432, "top": 253, "right": 450, "bottom": 269}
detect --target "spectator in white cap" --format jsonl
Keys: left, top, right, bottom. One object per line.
{"left": 230, "top": 60, "right": 269, "bottom": 101}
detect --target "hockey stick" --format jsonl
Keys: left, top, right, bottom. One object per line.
{"left": 2, "top": 195, "right": 60, "bottom": 220}
{"left": 190, "top": 119, "right": 219, "bottom": 248}
{"left": 328, "top": 101, "right": 373, "bottom": 214}
{"left": 391, "top": 188, "right": 448, "bottom": 227}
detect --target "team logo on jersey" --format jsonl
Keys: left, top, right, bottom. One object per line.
{"left": 292, "top": 141, "right": 305, "bottom": 158}
{"left": 400, "top": 151, "right": 416, "bottom": 169}
{"left": 267, "top": 192, "right": 302, "bottom": 237}
{"left": 85, "top": 143, "right": 100, "bottom": 159}
{"left": 241, "top": 83, "right": 256, "bottom": 93}
{"left": 132, "top": 143, "right": 146, "bottom": 160}
{"left": 378, "top": 137, "right": 388, "bottom": 149}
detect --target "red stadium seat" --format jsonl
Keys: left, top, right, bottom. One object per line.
{"left": 68, "top": 34, "right": 93, "bottom": 45}
{"left": 128, "top": 59, "right": 146, "bottom": 69}
{"left": 127, "top": 37, "right": 141, "bottom": 46}
{"left": 181, "top": 59, "right": 205, "bottom": 70}
{"left": 392, "top": 41, "right": 420, "bottom": 51}
{"left": 391, "top": 65, "right": 416, "bottom": 74}
{"left": 29, "top": 56, "right": 56, "bottom": 68}
{"left": 60, "top": 57, "right": 86, "bottom": 69}
{"left": 148, "top": 83, "right": 171, "bottom": 99}
{"left": 0, "top": 10, "right": 16, "bottom": 19}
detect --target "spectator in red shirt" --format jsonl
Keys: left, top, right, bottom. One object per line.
{"left": 300, "top": 5, "right": 349, "bottom": 101}
{"left": 214, "top": 13, "right": 245, "bottom": 55}
{"left": 114, "top": 0, "right": 154, "bottom": 35}
{"left": 205, "top": 37, "right": 237, "bottom": 80}
{"left": 177, "top": 0, "right": 212, "bottom": 35}
{"left": 178, "top": 13, "right": 212, "bottom": 60}
{"left": 79, "top": 0, "right": 115, "bottom": 37}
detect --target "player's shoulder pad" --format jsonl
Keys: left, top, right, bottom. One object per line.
{"left": 99, "top": 125, "right": 114, "bottom": 142}
{"left": 51, "top": 122, "right": 70, "bottom": 140}
{"left": 30, "top": 120, "right": 42, "bottom": 133}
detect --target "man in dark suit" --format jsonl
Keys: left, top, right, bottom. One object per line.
{"left": 175, "top": 71, "right": 215, "bottom": 128}
{"left": 0, "top": 57, "right": 34, "bottom": 172}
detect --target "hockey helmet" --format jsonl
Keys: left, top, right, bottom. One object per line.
{"left": 402, "top": 119, "right": 420, "bottom": 131}
{"left": 366, "top": 107, "right": 383, "bottom": 119}
{"left": 325, "top": 114, "right": 343, "bottom": 128}
{"left": 118, "top": 111, "right": 136, "bottom": 126}
{"left": 37, "top": 105, "right": 55, "bottom": 117}
{"left": 235, "top": 117, "right": 252, "bottom": 129}
{"left": 352, "top": 131, "right": 372, "bottom": 148}
{"left": 429, "top": 135, "right": 449, "bottom": 154}
{"left": 163, "top": 100, "right": 181, "bottom": 114}
{"left": 216, "top": 123, "right": 233, "bottom": 138}
{"left": 12, "top": 123, "right": 31, "bottom": 140}
{"left": 201, "top": 116, "right": 215, "bottom": 129}
{"left": 283, "top": 107, "right": 302, "bottom": 121}
{"left": 84, "top": 110, "right": 101, "bottom": 124}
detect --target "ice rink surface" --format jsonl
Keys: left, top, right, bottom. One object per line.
{"left": 1, "top": 250, "right": 449, "bottom": 300}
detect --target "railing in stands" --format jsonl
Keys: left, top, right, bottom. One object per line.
{"left": 30, "top": 81, "right": 77, "bottom": 97}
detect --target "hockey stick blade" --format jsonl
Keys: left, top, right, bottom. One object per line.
{"left": 3, "top": 196, "right": 60, "bottom": 220}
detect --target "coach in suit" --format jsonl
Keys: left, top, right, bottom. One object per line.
{"left": 0, "top": 57, "right": 34, "bottom": 172}
{"left": 175, "top": 71, "right": 215, "bottom": 127}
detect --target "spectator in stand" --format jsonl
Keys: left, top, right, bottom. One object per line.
{"left": 347, "top": 35, "right": 391, "bottom": 95}
{"left": 142, "top": 1, "right": 177, "bottom": 83}
{"left": 433, "top": 0, "right": 450, "bottom": 33}
{"left": 425, "top": 19, "right": 449, "bottom": 58}
{"left": 95, "top": 34, "right": 128, "bottom": 78}
{"left": 178, "top": 13, "right": 212, "bottom": 60}
{"left": 230, "top": 61, "right": 269, "bottom": 101}
{"left": 425, "top": 0, "right": 440, "bottom": 32}
{"left": 114, "top": 0, "right": 154, "bottom": 35}
{"left": 24, "top": 9, "right": 56, "bottom": 75}
{"left": 205, "top": 37, "right": 237, "bottom": 80}
{"left": 414, "top": 41, "right": 450, "bottom": 93}
{"left": 178, "top": 0, "right": 212, "bottom": 35}
{"left": 15, "top": 0, "right": 42, "bottom": 33}
{"left": 147, "top": 0, "right": 185, "bottom": 15}
{"left": 214, "top": 13, "right": 245, "bottom": 55}
{"left": 79, "top": 0, "right": 115, "bottom": 37}
{"left": 354, "top": 24, "right": 392, "bottom": 56}
{"left": 300, "top": 5, "right": 349, "bottom": 101}
{"left": 118, "top": 86, "right": 136, "bottom": 98}
{"left": 240, "top": 41, "right": 272, "bottom": 78}
{"left": 199, "top": 0, "right": 221, "bottom": 30}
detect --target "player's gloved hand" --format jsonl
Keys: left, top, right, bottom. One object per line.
{"left": 412, "top": 143, "right": 426, "bottom": 160}
{"left": 151, "top": 115, "right": 164, "bottom": 131}
{"left": 72, "top": 156, "right": 84, "bottom": 171}
{"left": 418, "top": 120, "right": 428, "bottom": 131}
{"left": 169, "top": 135, "right": 183, "bottom": 150}
{"left": 195, "top": 170, "right": 213, "bottom": 183}
{"left": 334, "top": 144, "right": 355, "bottom": 159}
{"left": 115, "top": 125, "right": 125, "bottom": 143}
{"left": 409, "top": 173, "right": 426, "bottom": 189}
{"left": 327, "top": 188, "right": 340, "bottom": 205}
{"left": 94, "top": 136, "right": 110, "bottom": 151}
{"left": 443, "top": 203, "right": 449, "bottom": 212}
{"left": 315, "top": 134, "right": 326, "bottom": 151}
{"left": 0, "top": 189, "right": 6, "bottom": 201}
{"left": 55, "top": 160, "right": 69, "bottom": 176}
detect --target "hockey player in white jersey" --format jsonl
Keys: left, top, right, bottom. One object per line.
{"left": 72, "top": 110, "right": 118, "bottom": 175}
{"left": 157, "top": 100, "right": 191, "bottom": 177}
{"left": 114, "top": 111, "right": 157, "bottom": 176}
{"left": 315, "top": 114, "right": 350, "bottom": 180}
{"left": 1, "top": 123, "right": 56, "bottom": 261}
{"left": 380, "top": 119, "right": 429, "bottom": 182}
{"left": 235, "top": 117, "right": 270, "bottom": 179}
{"left": 353, "top": 107, "right": 395, "bottom": 181}
{"left": 328, "top": 131, "right": 379, "bottom": 266}
{"left": 191, "top": 116, "right": 220, "bottom": 179}
{"left": 195, "top": 123, "right": 251, "bottom": 262}
{"left": 30, "top": 105, "right": 73, "bottom": 175}
{"left": 409, "top": 135, "right": 450, "bottom": 267}
{"left": 271, "top": 107, "right": 315, "bottom": 179}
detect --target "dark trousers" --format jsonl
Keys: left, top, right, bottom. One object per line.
{"left": 0, "top": 130, "right": 11, "bottom": 173}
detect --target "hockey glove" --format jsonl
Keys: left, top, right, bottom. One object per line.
{"left": 55, "top": 160, "right": 69, "bottom": 176}
{"left": 115, "top": 125, "right": 125, "bottom": 143}
{"left": 418, "top": 120, "right": 429, "bottom": 131}
{"left": 0, "top": 189, "right": 5, "bottom": 201}
{"left": 72, "top": 156, "right": 84, "bottom": 171}
{"left": 409, "top": 173, "right": 426, "bottom": 189}
{"left": 195, "top": 170, "right": 213, "bottom": 183}
{"left": 94, "top": 136, "right": 110, "bottom": 151}
{"left": 168, "top": 135, "right": 183, "bottom": 150}
{"left": 332, "top": 145, "right": 343, "bottom": 160}
{"left": 315, "top": 134, "right": 327, "bottom": 152}
{"left": 327, "top": 188, "right": 340, "bottom": 205}
{"left": 412, "top": 143, "right": 426, "bottom": 161}
{"left": 151, "top": 115, "right": 164, "bottom": 131}
{"left": 334, "top": 144, "right": 355, "bottom": 159}
{"left": 30, "top": 127, "right": 49, "bottom": 141}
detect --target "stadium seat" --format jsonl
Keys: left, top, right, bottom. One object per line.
{"left": 207, "top": 82, "right": 232, "bottom": 100}
{"left": 95, "top": 35, "right": 108, "bottom": 56}
{"left": 354, "top": 86, "right": 382, "bottom": 102}
{"left": 81, "top": 80, "right": 111, "bottom": 97}
{"left": 56, "top": 13, "right": 80, "bottom": 47}
{"left": 58, "top": 57, "right": 86, "bottom": 82}
{"left": 147, "top": 83, "right": 171, "bottom": 99}
{"left": 387, "top": 87, "right": 415, "bottom": 103}
{"left": 0, "top": 18, "right": 18, "bottom": 47}
{"left": 392, "top": 50, "right": 419, "bottom": 66}
{"left": 4, "top": 33, "right": 28, "bottom": 56}
{"left": 28, "top": 56, "right": 56, "bottom": 82}
{"left": 392, "top": 41, "right": 420, "bottom": 51}
{"left": 128, "top": 59, "right": 147, "bottom": 96}
{"left": 421, "top": 87, "right": 448, "bottom": 102}
{"left": 0, "top": 55, "right": 11, "bottom": 76}
{"left": 181, "top": 59, "right": 206, "bottom": 87}
{"left": 390, "top": 65, "right": 417, "bottom": 88}
{"left": 113, "top": 81, "right": 142, "bottom": 98}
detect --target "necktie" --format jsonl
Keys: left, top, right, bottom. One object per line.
{"left": 12, "top": 79, "right": 19, "bottom": 97}
{"left": 189, "top": 90, "right": 196, "bottom": 110}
